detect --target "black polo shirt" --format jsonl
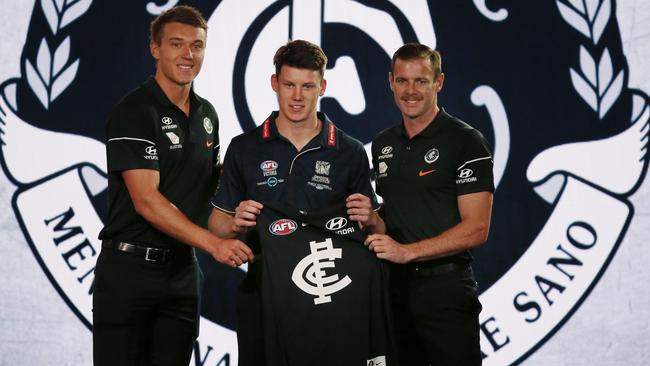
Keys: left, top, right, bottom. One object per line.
{"left": 372, "top": 109, "right": 494, "bottom": 265}
{"left": 99, "top": 77, "right": 220, "bottom": 249}
{"left": 211, "top": 111, "right": 378, "bottom": 214}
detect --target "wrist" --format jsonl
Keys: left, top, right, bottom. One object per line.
{"left": 366, "top": 211, "right": 378, "bottom": 227}
{"left": 404, "top": 243, "right": 418, "bottom": 263}
{"left": 231, "top": 223, "right": 243, "bottom": 234}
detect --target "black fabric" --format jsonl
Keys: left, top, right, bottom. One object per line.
{"left": 99, "top": 77, "right": 220, "bottom": 249}
{"left": 255, "top": 201, "right": 394, "bottom": 366}
{"left": 372, "top": 109, "right": 494, "bottom": 265}
{"left": 92, "top": 247, "right": 201, "bottom": 366}
{"left": 390, "top": 266, "right": 482, "bottom": 366}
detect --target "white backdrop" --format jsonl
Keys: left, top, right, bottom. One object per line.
{"left": 0, "top": 1, "right": 648, "bottom": 365}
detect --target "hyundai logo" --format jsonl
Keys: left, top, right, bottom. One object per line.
{"left": 325, "top": 217, "right": 348, "bottom": 231}
{"left": 458, "top": 168, "right": 474, "bottom": 178}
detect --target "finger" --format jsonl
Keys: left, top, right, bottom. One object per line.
{"left": 232, "top": 256, "right": 243, "bottom": 266}
{"left": 244, "top": 200, "right": 264, "bottom": 210}
{"left": 233, "top": 247, "right": 251, "bottom": 263}
{"left": 346, "top": 193, "right": 361, "bottom": 202}
{"left": 234, "top": 219, "right": 257, "bottom": 228}
{"left": 235, "top": 242, "right": 253, "bottom": 257}
{"left": 236, "top": 210, "right": 259, "bottom": 221}
{"left": 349, "top": 215, "right": 369, "bottom": 223}
{"left": 347, "top": 207, "right": 368, "bottom": 216}
{"left": 365, "top": 234, "right": 379, "bottom": 243}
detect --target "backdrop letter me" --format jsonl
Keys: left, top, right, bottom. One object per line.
{"left": 0, "top": 1, "right": 648, "bottom": 365}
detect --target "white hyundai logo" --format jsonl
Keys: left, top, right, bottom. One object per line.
{"left": 325, "top": 217, "right": 348, "bottom": 231}
{"left": 381, "top": 146, "right": 392, "bottom": 155}
{"left": 458, "top": 168, "right": 473, "bottom": 178}
{"left": 145, "top": 146, "right": 157, "bottom": 155}
{"left": 161, "top": 116, "right": 172, "bottom": 125}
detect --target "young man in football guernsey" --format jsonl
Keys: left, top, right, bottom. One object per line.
{"left": 208, "top": 40, "right": 386, "bottom": 365}
{"left": 94, "top": 6, "right": 251, "bottom": 365}
{"left": 366, "top": 43, "right": 494, "bottom": 365}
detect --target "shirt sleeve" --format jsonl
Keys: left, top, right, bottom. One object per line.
{"left": 210, "top": 139, "right": 245, "bottom": 213}
{"left": 455, "top": 129, "right": 495, "bottom": 195}
{"left": 370, "top": 138, "right": 381, "bottom": 197}
{"left": 105, "top": 105, "right": 159, "bottom": 172}
{"left": 349, "top": 142, "right": 380, "bottom": 210}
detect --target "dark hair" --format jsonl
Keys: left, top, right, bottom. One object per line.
{"left": 391, "top": 43, "right": 442, "bottom": 77}
{"left": 273, "top": 40, "right": 328, "bottom": 77}
{"left": 150, "top": 5, "right": 208, "bottom": 44}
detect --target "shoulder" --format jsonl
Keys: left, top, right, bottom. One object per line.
{"left": 443, "top": 111, "right": 488, "bottom": 143}
{"left": 108, "top": 84, "right": 154, "bottom": 121}
{"left": 373, "top": 125, "right": 399, "bottom": 143}
{"left": 226, "top": 125, "right": 261, "bottom": 152}
{"left": 196, "top": 94, "right": 219, "bottom": 119}
{"left": 336, "top": 127, "right": 366, "bottom": 154}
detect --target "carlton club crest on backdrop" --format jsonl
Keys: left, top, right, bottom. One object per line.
{"left": 0, "top": 1, "right": 647, "bottom": 365}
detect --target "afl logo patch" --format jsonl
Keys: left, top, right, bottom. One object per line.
{"left": 269, "top": 219, "right": 298, "bottom": 236}
{"left": 424, "top": 148, "right": 439, "bottom": 163}
{"left": 260, "top": 160, "right": 278, "bottom": 171}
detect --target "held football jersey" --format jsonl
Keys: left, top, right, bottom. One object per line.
{"left": 256, "top": 201, "right": 394, "bottom": 366}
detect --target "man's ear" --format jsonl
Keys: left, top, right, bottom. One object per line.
{"left": 271, "top": 74, "right": 279, "bottom": 92}
{"left": 150, "top": 40, "right": 160, "bottom": 60}
{"left": 319, "top": 78, "right": 327, "bottom": 96}
{"left": 435, "top": 73, "right": 445, "bottom": 92}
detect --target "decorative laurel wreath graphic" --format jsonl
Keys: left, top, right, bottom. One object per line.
{"left": 557, "top": 0, "right": 624, "bottom": 119}
{"left": 25, "top": 0, "right": 92, "bottom": 109}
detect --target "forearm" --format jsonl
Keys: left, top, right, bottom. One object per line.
{"left": 207, "top": 209, "right": 239, "bottom": 239}
{"left": 365, "top": 211, "right": 386, "bottom": 234}
{"left": 406, "top": 219, "right": 489, "bottom": 262}
{"left": 134, "top": 191, "right": 218, "bottom": 252}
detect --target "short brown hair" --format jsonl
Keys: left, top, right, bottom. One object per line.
{"left": 150, "top": 5, "right": 208, "bottom": 44}
{"left": 392, "top": 43, "right": 442, "bottom": 77}
{"left": 273, "top": 40, "right": 328, "bottom": 77}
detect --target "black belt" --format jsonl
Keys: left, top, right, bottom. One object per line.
{"left": 407, "top": 262, "right": 468, "bottom": 277}
{"left": 102, "top": 240, "right": 174, "bottom": 264}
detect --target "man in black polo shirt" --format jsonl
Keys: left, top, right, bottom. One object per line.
{"left": 208, "top": 40, "right": 384, "bottom": 365}
{"left": 366, "top": 43, "right": 494, "bottom": 365}
{"left": 94, "top": 6, "right": 252, "bottom": 365}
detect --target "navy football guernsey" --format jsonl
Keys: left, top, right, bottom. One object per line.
{"left": 256, "top": 201, "right": 394, "bottom": 366}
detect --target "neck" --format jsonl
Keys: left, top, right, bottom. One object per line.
{"left": 403, "top": 105, "right": 440, "bottom": 138}
{"left": 276, "top": 114, "right": 322, "bottom": 151}
{"left": 155, "top": 74, "right": 192, "bottom": 116}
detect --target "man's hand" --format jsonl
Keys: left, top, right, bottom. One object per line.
{"left": 232, "top": 200, "right": 263, "bottom": 233}
{"left": 207, "top": 237, "right": 255, "bottom": 268}
{"left": 365, "top": 234, "right": 412, "bottom": 264}
{"left": 346, "top": 193, "right": 379, "bottom": 227}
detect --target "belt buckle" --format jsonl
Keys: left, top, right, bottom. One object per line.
{"left": 145, "top": 247, "right": 164, "bottom": 263}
